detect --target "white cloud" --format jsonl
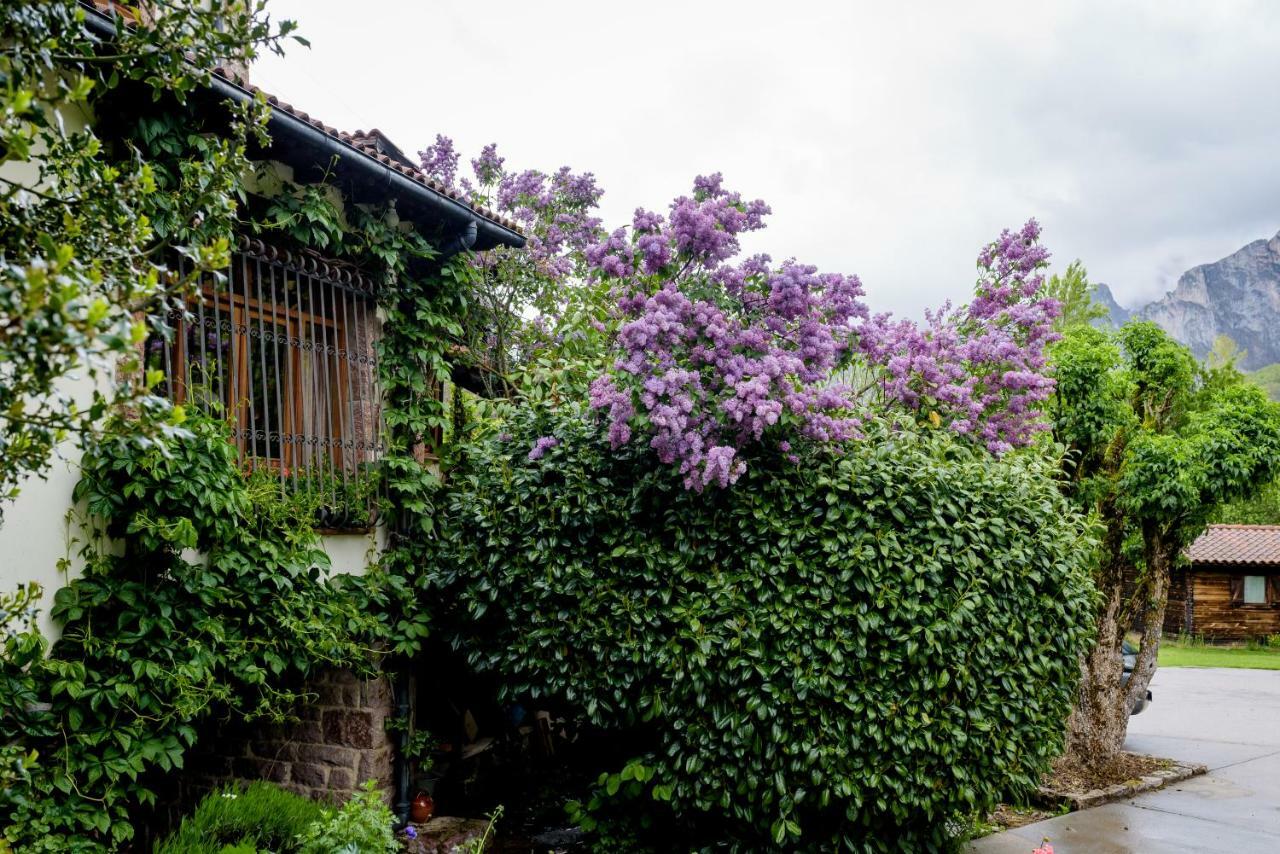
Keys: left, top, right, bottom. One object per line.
{"left": 253, "top": 0, "right": 1280, "bottom": 318}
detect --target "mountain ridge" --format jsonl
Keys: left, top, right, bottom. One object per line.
{"left": 1094, "top": 230, "right": 1280, "bottom": 371}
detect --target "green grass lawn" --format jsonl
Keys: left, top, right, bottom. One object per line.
{"left": 1159, "top": 640, "right": 1280, "bottom": 670}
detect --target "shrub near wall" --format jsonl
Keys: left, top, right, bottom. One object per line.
{"left": 429, "top": 406, "right": 1096, "bottom": 851}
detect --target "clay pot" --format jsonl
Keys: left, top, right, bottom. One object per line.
{"left": 410, "top": 791, "right": 435, "bottom": 823}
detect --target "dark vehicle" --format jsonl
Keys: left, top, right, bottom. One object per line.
{"left": 1121, "top": 637, "right": 1153, "bottom": 715}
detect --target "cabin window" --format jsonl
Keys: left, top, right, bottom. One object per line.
{"left": 1243, "top": 575, "right": 1268, "bottom": 605}
{"left": 145, "top": 240, "right": 382, "bottom": 518}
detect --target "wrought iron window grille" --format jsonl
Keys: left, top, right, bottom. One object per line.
{"left": 146, "top": 237, "right": 384, "bottom": 530}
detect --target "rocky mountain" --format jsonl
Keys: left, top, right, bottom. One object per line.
{"left": 1091, "top": 283, "right": 1132, "bottom": 328}
{"left": 1099, "top": 231, "right": 1280, "bottom": 371}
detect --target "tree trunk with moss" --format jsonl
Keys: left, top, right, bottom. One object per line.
{"left": 1065, "top": 516, "right": 1173, "bottom": 768}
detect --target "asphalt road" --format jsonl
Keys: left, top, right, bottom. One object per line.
{"left": 971, "top": 667, "right": 1280, "bottom": 853}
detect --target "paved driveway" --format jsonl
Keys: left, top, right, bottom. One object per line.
{"left": 971, "top": 668, "right": 1280, "bottom": 853}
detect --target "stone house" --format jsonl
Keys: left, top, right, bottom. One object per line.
{"left": 0, "top": 1, "right": 522, "bottom": 821}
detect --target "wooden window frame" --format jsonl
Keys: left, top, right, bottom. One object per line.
{"left": 162, "top": 283, "right": 353, "bottom": 474}
{"left": 1229, "top": 573, "right": 1279, "bottom": 608}
{"left": 147, "top": 241, "right": 382, "bottom": 528}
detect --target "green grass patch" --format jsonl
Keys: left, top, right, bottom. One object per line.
{"left": 1159, "top": 639, "right": 1280, "bottom": 670}
{"left": 156, "top": 781, "right": 324, "bottom": 854}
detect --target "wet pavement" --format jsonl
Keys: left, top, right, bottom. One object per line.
{"left": 969, "top": 667, "right": 1280, "bottom": 853}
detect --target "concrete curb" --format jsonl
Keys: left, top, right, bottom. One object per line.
{"left": 1034, "top": 760, "right": 1207, "bottom": 812}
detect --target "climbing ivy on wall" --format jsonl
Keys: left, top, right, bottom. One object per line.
{"left": 0, "top": 160, "right": 476, "bottom": 854}
{"left": 0, "top": 4, "right": 476, "bottom": 850}
{"left": 0, "top": 415, "right": 389, "bottom": 850}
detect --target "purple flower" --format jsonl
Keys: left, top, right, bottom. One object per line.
{"left": 583, "top": 173, "right": 1057, "bottom": 488}
{"left": 858, "top": 218, "right": 1059, "bottom": 453}
{"left": 418, "top": 134, "right": 460, "bottom": 189}
{"left": 405, "top": 826, "right": 418, "bottom": 839}
{"left": 527, "top": 435, "right": 560, "bottom": 461}
{"left": 471, "top": 143, "right": 504, "bottom": 185}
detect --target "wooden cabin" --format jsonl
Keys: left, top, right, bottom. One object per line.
{"left": 1165, "top": 524, "right": 1280, "bottom": 640}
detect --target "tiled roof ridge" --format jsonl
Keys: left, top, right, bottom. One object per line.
{"left": 210, "top": 66, "right": 522, "bottom": 236}
{"left": 1187, "top": 524, "right": 1280, "bottom": 566}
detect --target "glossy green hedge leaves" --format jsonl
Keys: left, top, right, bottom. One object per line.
{"left": 429, "top": 408, "right": 1096, "bottom": 851}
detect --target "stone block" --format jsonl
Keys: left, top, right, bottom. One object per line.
{"left": 322, "top": 709, "right": 346, "bottom": 745}
{"left": 291, "top": 762, "right": 329, "bottom": 788}
{"left": 280, "top": 782, "right": 315, "bottom": 799}
{"left": 314, "top": 682, "right": 346, "bottom": 706}
{"left": 234, "top": 757, "right": 289, "bottom": 784}
{"left": 345, "top": 710, "right": 375, "bottom": 749}
{"left": 250, "top": 741, "right": 297, "bottom": 763}
{"left": 297, "top": 743, "right": 358, "bottom": 768}
{"left": 290, "top": 720, "right": 324, "bottom": 744}
{"left": 362, "top": 678, "right": 392, "bottom": 707}
{"left": 357, "top": 747, "right": 392, "bottom": 783}
{"left": 327, "top": 767, "right": 355, "bottom": 791}
{"left": 331, "top": 668, "right": 358, "bottom": 685}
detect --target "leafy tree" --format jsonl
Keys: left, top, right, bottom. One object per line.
{"left": 1208, "top": 338, "right": 1280, "bottom": 524}
{"left": 1205, "top": 333, "right": 1246, "bottom": 372}
{"left": 1050, "top": 320, "right": 1280, "bottom": 766}
{"left": 1246, "top": 362, "right": 1280, "bottom": 402}
{"left": 1213, "top": 479, "right": 1280, "bottom": 525}
{"left": 1044, "top": 259, "right": 1106, "bottom": 333}
{"left": 0, "top": 1, "right": 302, "bottom": 517}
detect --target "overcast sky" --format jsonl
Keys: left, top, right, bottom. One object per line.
{"left": 253, "top": 0, "right": 1280, "bottom": 319}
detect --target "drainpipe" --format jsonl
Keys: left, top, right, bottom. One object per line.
{"left": 392, "top": 672, "right": 413, "bottom": 826}
{"left": 441, "top": 218, "right": 478, "bottom": 257}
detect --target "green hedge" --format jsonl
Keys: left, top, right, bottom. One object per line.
{"left": 429, "top": 407, "right": 1096, "bottom": 851}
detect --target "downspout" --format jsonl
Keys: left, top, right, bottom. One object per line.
{"left": 441, "top": 218, "right": 479, "bottom": 257}
{"left": 392, "top": 675, "right": 413, "bottom": 826}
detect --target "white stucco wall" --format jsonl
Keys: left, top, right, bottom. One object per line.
{"left": 1, "top": 116, "right": 390, "bottom": 642}
{"left": 0, "top": 423, "right": 390, "bottom": 643}
{"left": 321, "top": 527, "right": 387, "bottom": 576}
{"left": 0, "top": 374, "right": 100, "bottom": 640}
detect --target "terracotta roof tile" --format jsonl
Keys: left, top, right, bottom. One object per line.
{"left": 1186, "top": 524, "right": 1280, "bottom": 566}
{"left": 210, "top": 67, "right": 522, "bottom": 236}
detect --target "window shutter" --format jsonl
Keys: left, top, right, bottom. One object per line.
{"left": 1229, "top": 575, "right": 1244, "bottom": 606}
{"left": 1269, "top": 574, "right": 1280, "bottom": 607}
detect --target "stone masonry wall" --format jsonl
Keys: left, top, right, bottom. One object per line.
{"left": 181, "top": 668, "right": 395, "bottom": 806}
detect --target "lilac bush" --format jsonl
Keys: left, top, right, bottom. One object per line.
{"left": 860, "top": 220, "right": 1060, "bottom": 454}
{"left": 417, "top": 132, "right": 1060, "bottom": 484}
{"left": 417, "top": 137, "right": 606, "bottom": 394}
{"left": 584, "top": 175, "right": 1059, "bottom": 489}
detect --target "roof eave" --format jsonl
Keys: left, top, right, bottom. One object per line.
{"left": 79, "top": 5, "right": 524, "bottom": 252}
{"left": 212, "top": 73, "right": 524, "bottom": 250}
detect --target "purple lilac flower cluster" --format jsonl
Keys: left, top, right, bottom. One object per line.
{"left": 527, "top": 435, "right": 560, "bottom": 461}
{"left": 859, "top": 219, "right": 1060, "bottom": 454}
{"left": 586, "top": 176, "right": 1059, "bottom": 489}
{"left": 417, "top": 134, "right": 460, "bottom": 189}
{"left": 586, "top": 174, "right": 869, "bottom": 491}
{"left": 418, "top": 138, "right": 604, "bottom": 287}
